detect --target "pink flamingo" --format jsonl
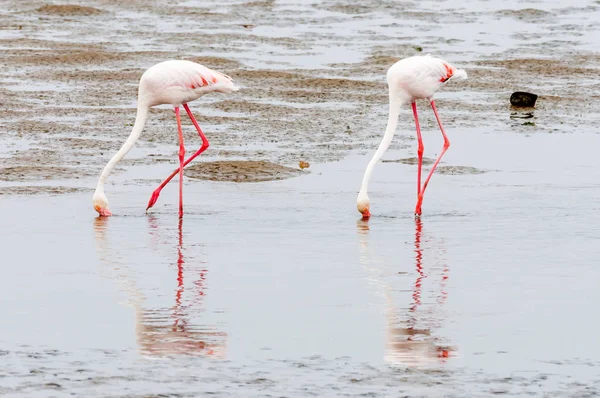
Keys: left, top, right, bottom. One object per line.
{"left": 356, "top": 55, "right": 467, "bottom": 219}
{"left": 93, "top": 60, "right": 238, "bottom": 218}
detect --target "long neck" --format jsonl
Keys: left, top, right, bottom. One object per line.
{"left": 95, "top": 105, "right": 149, "bottom": 193}
{"left": 358, "top": 95, "right": 402, "bottom": 195}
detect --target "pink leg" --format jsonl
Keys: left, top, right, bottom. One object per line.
{"left": 415, "top": 99, "right": 450, "bottom": 216}
{"left": 146, "top": 104, "right": 210, "bottom": 212}
{"left": 176, "top": 107, "right": 185, "bottom": 218}
{"left": 412, "top": 101, "right": 424, "bottom": 198}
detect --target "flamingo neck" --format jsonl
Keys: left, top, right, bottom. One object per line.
{"left": 358, "top": 95, "right": 402, "bottom": 196}
{"left": 95, "top": 105, "right": 149, "bottom": 193}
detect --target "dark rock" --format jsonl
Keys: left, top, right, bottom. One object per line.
{"left": 510, "top": 91, "right": 538, "bottom": 107}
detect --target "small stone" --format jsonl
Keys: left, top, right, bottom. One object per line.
{"left": 510, "top": 91, "right": 538, "bottom": 107}
{"left": 299, "top": 161, "right": 310, "bottom": 169}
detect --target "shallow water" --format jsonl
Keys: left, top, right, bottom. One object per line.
{"left": 2, "top": 0, "right": 600, "bottom": 396}
{"left": 2, "top": 128, "right": 600, "bottom": 395}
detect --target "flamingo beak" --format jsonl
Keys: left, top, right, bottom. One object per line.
{"left": 95, "top": 205, "right": 113, "bottom": 217}
{"left": 361, "top": 209, "right": 371, "bottom": 220}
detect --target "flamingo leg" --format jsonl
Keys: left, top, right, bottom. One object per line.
{"left": 146, "top": 104, "right": 210, "bottom": 213}
{"left": 415, "top": 99, "right": 450, "bottom": 216}
{"left": 176, "top": 106, "right": 185, "bottom": 218}
{"left": 412, "top": 101, "right": 424, "bottom": 198}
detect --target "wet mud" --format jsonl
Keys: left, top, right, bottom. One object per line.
{"left": 381, "top": 158, "right": 486, "bottom": 174}
{"left": 36, "top": 5, "right": 105, "bottom": 16}
{"left": 2, "top": 0, "right": 598, "bottom": 194}
{"left": 185, "top": 160, "right": 305, "bottom": 182}
{"left": 0, "top": 165, "right": 90, "bottom": 182}
{"left": 435, "top": 165, "right": 487, "bottom": 175}
{"left": 0, "top": 186, "right": 86, "bottom": 195}
{"left": 383, "top": 157, "right": 436, "bottom": 165}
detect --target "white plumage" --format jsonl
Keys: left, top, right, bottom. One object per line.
{"left": 387, "top": 55, "right": 467, "bottom": 103}
{"left": 139, "top": 60, "right": 238, "bottom": 107}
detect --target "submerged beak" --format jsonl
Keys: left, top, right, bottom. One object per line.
{"left": 100, "top": 208, "right": 113, "bottom": 217}
{"left": 95, "top": 205, "right": 113, "bottom": 217}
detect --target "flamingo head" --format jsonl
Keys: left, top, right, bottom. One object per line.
{"left": 93, "top": 191, "right": 112, "bottom": 217}
{"left": 357, "top": 192, "right": 371, "bottom": 220}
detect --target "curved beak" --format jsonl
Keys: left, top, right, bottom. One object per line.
{"left": 361, "top": 209, "right": 371, "bottom": 220}
{"left": 95, "top": 205, "right": 113, "bottom": 217}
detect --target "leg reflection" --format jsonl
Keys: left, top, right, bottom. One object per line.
{"left": 357, "top": 218, "right": 455, "bottom": 366}
{"left": 172, "top": 217, "right": 185, "bottom": 331}
{"left": 93, "top": 215, "right": 227, "bottom": 357}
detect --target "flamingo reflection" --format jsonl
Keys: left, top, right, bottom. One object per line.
{"left": 357, "top": 218, "right": 454, "bottom": 366}
{"left": 94, "top": 216, "right": 226, "bottom": 357}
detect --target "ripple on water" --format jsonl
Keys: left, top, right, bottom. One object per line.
{"left": 1, "top": 349, "right": 598, "bottom": 396}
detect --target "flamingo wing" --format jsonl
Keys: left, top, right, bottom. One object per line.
{"left": 172, "top": 61, "right": 236, "bottom": 91}
{"left": 140, "top": 60, "right": 238, "bottom": 106}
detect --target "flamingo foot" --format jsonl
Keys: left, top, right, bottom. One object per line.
{"left": 146, "top": 189, "right": 161, "bottom": 213}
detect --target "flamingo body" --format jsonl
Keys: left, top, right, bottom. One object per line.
{"left": 139, "top": 60, "right": 236, "bottom": 107}
{"left": 357, "top": 55, "right": 467, "bottom": 218}
{"left": 93, "top": 60, "right": 238, "bottom": 217}
{"left": 387, "top": 55, "right": 467, "bottom": 103}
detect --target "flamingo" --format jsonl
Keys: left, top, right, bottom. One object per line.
{"left": 356, "top": 55, "right": 467, "bottom": 219}
{"left": 92, "top": 60, "right": 239, "bottom": 218}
